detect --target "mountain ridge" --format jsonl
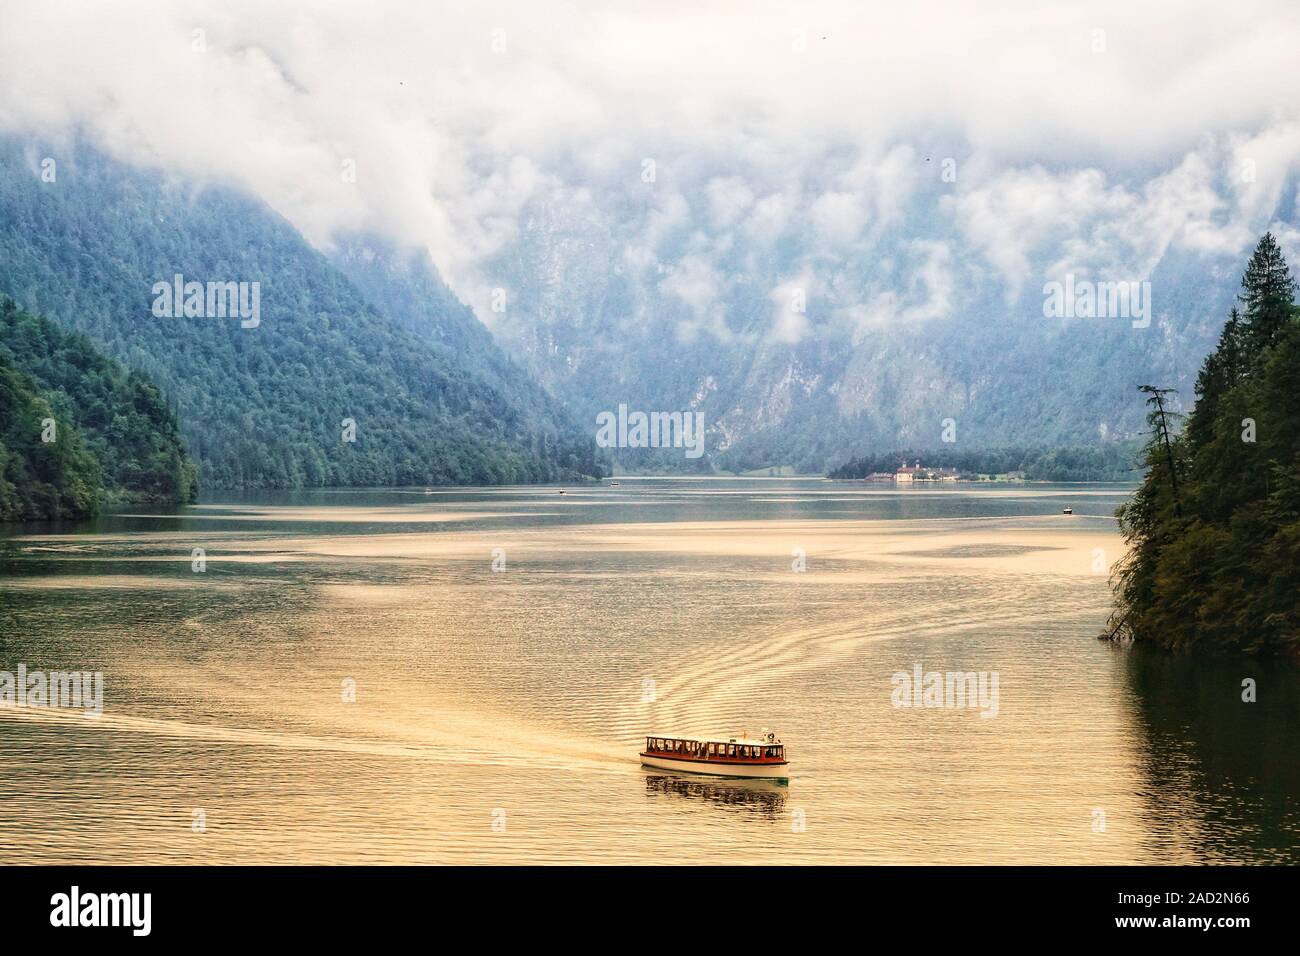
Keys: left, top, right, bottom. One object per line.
{"left": 0, "top": 137, "right": 603, "bottom": 489}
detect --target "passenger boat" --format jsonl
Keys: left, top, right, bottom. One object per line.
{"left": 1062, "top": 506, "right": 1073, "bottom": 515}
{"left": 640, "top": 731, "right": 789, "bottom": 780}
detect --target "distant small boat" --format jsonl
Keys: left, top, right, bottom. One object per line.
{"left": 1063, "top": 507, "right": 1074, "bottom": 515}
{"left": 640, "top": 731, "right": 788, "bottom": 780}
{"left": 610, "top": 480, "right": 620, "bottom": 487}
{"left": 558, "top": 489, "right": 567, "bottom": 495}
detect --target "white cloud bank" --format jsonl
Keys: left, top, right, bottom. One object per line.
{"left": 3, "top": 0, "right": 1300, "bottom": 338}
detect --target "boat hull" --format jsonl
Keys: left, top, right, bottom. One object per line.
{"left": 640, "top": 753, "right": 789, "bottom": 780}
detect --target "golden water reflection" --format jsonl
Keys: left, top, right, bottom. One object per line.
{"left": 1, "top": 481, "right": 1296, "bottom": 863}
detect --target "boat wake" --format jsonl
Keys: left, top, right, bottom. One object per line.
{"left": 0, "top": 703, "right": 630, "bottom": 776}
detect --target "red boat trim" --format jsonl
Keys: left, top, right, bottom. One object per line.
{"left": 640, "top": 751, "right": 788, "bottom": 767}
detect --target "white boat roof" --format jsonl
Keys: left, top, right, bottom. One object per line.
{"left": 647, "top": 733, "right": 780, "bottom": 746}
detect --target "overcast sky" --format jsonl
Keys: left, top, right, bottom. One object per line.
{"left": 4, "top": 0, "right": 1299, "bottom": 329}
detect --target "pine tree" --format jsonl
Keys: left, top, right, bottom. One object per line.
{"left": 1109, "top": 233, "right": 1300, "bottom": 653}
{"left": 1238, "top": 232, "right": 1296, "bottom": 359}
{"left": 1184, "top": 308, "right": 1241, "bottom": 451}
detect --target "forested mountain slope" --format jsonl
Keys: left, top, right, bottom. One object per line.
{"left": 0, "top": 296, "right": 197, "bottom": 509}
{"left": 0, "top": 139, "right": 601, "bottom": 488}
{"left": 482, "top": 181, "right": 1252, "bottom": 473}
{"left": 0, "top": 350, "right": 100, "bottom": 521}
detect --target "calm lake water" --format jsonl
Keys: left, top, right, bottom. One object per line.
{"left": 1, "top": 479, "right": 1297, "bottom": 864}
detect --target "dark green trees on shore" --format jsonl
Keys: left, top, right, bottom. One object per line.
{"left": 1111, "top": 234, "right": 1300, "bottom": 653}
{"left": 0, "top": 297, "right": 196, "bottom": 520}
{"left": 0, "top": 352, "right": 101, "bottom": 519}
{"left": 828, "top": 443, "right": 1139, "bottom": 481}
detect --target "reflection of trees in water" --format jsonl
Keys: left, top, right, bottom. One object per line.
{"left": 1124, "top": 646, "right": 1300, "bottom": 862}
{"left": 644, "top": 773, "right": 787, "bottom": 818}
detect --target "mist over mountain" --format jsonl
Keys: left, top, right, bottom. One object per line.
{"left": 483, "top": 173, "right": 1277, "bottom": 472}
{"left": 4, "top": 2, "right": 1300, "bottom": 473}
{"left": 0, "top": 138, "right": 601, "bottom": 487}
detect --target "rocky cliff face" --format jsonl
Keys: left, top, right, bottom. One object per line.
{"left": 476, "top": 183, "right": 1255, "bottom": 472}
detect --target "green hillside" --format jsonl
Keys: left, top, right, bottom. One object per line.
{"left": 1, "top": 296, "right": 197, "bottom": 507}
{"left": 0, "top": 139, "right": 602, "bottom": 489}
{"left": 0, "top": 350, "right": 101, "bottom": 520}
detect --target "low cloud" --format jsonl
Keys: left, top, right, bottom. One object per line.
{"left": 2, "top": 0, "right": 1299, "bottom": 327}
